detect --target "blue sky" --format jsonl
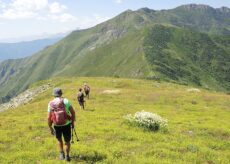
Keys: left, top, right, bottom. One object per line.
{"left": 0, "top": 0, "right": 229, "bottom": 42}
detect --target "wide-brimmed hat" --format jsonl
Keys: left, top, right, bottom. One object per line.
{"left": 53, "top": 88, "right": 63, "bottom": 97}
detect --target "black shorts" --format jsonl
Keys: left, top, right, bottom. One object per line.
{"left": 78, "top": 100, "right": 84, "bottom": 106}
{"left": 85, "top": 90, "right": 89, "bottom": 95}
{"left": 54, "top": 123, "right": 71, "bottom": 143}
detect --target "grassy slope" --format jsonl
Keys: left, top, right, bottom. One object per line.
{"left": 169, "top": 5, "right": 230, "bottom": 35}
{"left": 0, "top": 77, "right": 229, "bottom": 163}
{"left": 61, "top": 30, "right": 149, "bottom": 77}
{"left": 143, "top": 25, "right": 230, "bottom": 91}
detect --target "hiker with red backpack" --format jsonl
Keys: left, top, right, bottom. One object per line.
{"left": 84, "top": 83, "right": 90, "bottom": 99}
{"left": 47, "top": 88, "right": 76, "bottom": 162}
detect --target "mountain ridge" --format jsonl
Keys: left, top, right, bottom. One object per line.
{"left": 0, "top": 4, "right": 230, "bottom": 103}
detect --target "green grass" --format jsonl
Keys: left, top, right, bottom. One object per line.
{"left": 0, "top": 77, "right": 229, "bottom": 163}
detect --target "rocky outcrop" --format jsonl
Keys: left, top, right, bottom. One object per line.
{"left": 0, "top": 84, "right": 52, "bottom": 112}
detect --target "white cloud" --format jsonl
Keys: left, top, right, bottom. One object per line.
{"left": 59, "top": 13, "right": 76, "bottom": 22}
{"left": 115, "top": 0, "right": 124, "bottom": 4}
{"left": 49, "top": 13, "right": 76, "bottom": 22}
{"left": 49, "top": 2, "right": 66, "bottom": 14}
{"left": 11, "top": 0, "right": 48, "bottom": 11}
{"left": 0, "top": 1, "right": 112, "bottom": 41}
{"left": 0, "top": 0, "right": 76, "bottom": 22}
{"left": 0, "top": 9, "right": 37, "bottom": 19}
{"left": 0, "top": 0, "right": 6, "bottom": 9}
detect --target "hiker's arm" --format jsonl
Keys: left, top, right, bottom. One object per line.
{"left": 69, "top": 105, "right": 76, "bottom": 126}
{"left": 47, "top": 104, "right": 52, "bottom": 129}
{"left": 47, "top": 112, "right": 54, "bottom": 135}
{"left": 47, "top": 112, "right": 52, "bottom": 127}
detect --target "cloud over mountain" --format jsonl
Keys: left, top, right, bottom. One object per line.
{"left": 0, "top": 0, "right": 76, "bottom": 22}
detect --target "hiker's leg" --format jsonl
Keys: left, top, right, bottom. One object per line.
{"left": 80, "top": 102, "right": 84, "bottom": 110}
{"left": 65, "top": 142, "right": 70, "bottom": 156}
{"left": 86, "top": 92, "right": 89, "bottom": 99}
{"left": 54, "top": 126, "right": 64, "bottom": 151}
{"left": 63, "top": 124, "right": 71, "bottom": 156}
{"left": 78, "top": 101, "right": 83, "bottom": 110}
{"left": 58, "top": 138, "right": 64, "bottom": 152}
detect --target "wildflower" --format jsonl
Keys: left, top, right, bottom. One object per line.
{"left": 124, "top": 111, "right": 168, "bottom": 131}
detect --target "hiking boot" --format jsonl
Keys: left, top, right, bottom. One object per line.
{"left": 65, "top": 155, "right": 71, "bottom": 162}
{"left": 59, "top": 151, "right": 65, "bottom": 160}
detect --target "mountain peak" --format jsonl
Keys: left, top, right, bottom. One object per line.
{"left": 176, "top": 4, "right": 213, "bottom": 11}
{"left": 123, "top": 9, "right": 133, "bottom": 13}
{"left": 218, "top": 6, "right": 230, "bottom": 13}
{"left": 137, "top": 7, "right": 155, "bottom": 13}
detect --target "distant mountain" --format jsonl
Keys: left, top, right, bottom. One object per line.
{"left": 0, "top": 37, "right": 62, "bottom": 62}
{"left": 0, "top": 4, "right": 230, "bottom": 102}
{"left": 136, "top": 4, "right": 230, "bottom": 35}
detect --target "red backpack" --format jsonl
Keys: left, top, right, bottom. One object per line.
{"left": 50, "top": 98, "right": 71, "bottom": 125}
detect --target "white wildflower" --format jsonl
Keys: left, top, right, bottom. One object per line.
{"left": 124, "top": 111, "right": 168, "bottom": 131}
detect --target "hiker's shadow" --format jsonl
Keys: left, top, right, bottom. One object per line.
{"left": 71, "top": 152, "right": 106, "bottom": 163}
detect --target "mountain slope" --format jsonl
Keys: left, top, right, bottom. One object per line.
{"left": 136, "top": 4, "right": 230, "bottom": 35}
{"left": 0, "top": 12, "right": 151, "bottom": 102}
{"left": 0, "top": 37, "right": 62, "bottom": 62}
{"left": 0, "top": 4, "right": 230, "bottom": 102}
{"left": 170, "top": 4, "right": 230, "bottom": 34}
{"left": 143, "top": 25, "right": 230, "bottom": 90}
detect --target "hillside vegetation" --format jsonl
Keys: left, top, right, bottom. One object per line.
{"left": 0, "top": 77, "right": 229, "bottom": 163}
{"left": 0, "top": 4, "right": 230, "bottom": 102}
{"left": 143, "top": 25, "right": 230, "bottom": 90}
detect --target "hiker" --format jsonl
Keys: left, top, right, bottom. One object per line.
{"left": 47, "top": 88, "right": 76, "bottom": 162}
{"left": 77, "top": 88, "right": 85, "bottom": 110}
{"left": 84, "top": 83, "right": 90, "bottom": 99}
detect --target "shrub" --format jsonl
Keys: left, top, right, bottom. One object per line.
{"left": 124, "top": 111, "right": 168, "bottom": 131}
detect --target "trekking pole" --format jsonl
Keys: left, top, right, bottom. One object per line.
{"left": 73, "top": 127, "right": 80, "bottom": 142}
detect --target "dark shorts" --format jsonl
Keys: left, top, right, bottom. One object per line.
{"left": 85, "top": 90, "right": 89, "bottom": 95}
{"left": 54, "top": 123, "right": 71, "bottom": 143}
{"left": 78, "top": 100, "right": 84, "bottom": 106}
